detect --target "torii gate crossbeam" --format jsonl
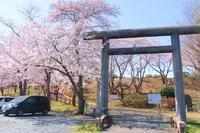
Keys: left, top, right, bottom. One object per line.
{"left": 84, "top": 25, "right": 200, "bottom": 122}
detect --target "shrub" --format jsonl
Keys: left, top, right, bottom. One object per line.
{"left": 122, "top": 94, "right": 148, "bottom": 108}
{"left": 165, "top": 97, "right": 175, "bottom": 109}
{"left": 193, "top": 104, "right": 200, "bottom": 112}
{"left": 153, "top": 75, "right": 161, "bottom": 78}
{"left": 149, "top": 90, "right": 153, "bottom": 94}
{"left": 145, "top": 74, "right": 153, "bottom": 78}
{"left": 160, "top": 85, "right": 175, "bottom": 98}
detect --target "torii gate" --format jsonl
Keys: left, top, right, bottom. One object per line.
{"left": 84, "top": 25, "right": 200, "bottom": 122}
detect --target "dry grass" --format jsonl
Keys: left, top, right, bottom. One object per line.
{"left": 0, "top": 87, "right": 46, "bottom": 97}
{"left": 86, "top": 77, "right": 200, "bottom": 104}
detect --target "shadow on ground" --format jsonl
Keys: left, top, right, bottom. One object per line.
{"left": 9, "top": 112, "right": 95, "bottom": 126}
{"left": 6, "top": 110, "right": 172, "bottom": 131}
{"left": 112, "top": 114, "right": 169, "bottom": 129}
{"left": 109, "top": 109, "right": 171, "bottom": 130}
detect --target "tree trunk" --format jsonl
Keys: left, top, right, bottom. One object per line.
{"left": 27, "top": 87, "right": 30, "bottom": 95}
{"left": 42, "top": 85, "right": 46, "bottom": 96}
{"left": 45, "top": 69, "right": 51, "bottom": 102}
{"left": 76, "top": 75, "right": 85, "bottom": 115}
{"left": 120, "top": 89, "right": 124, "bottom": 101}
{"left": 23, "top": 79, "right": 27, "bottom": 95}
{"left": 134, "top": 85, "right": 140, "bottom": 93}
{"left": 55, "top": 90, "right": 59, "bottom": 101}
{"left": 120, "top": 83, "right": 124, "bottom": 101}
{"left": 0, "top": 87, "right": 4, "bottom": 96}
{"left": 162, "top": 76, "right": 168, "bottom": 85}
{"left": 19, "top": 81, "right": 24, "bottom": 96}
{"left": 14, "top": 87, "right": 17, "bottom": 93}
{"left": 72, "top": 92, "right": 76, "bottom": 106}
{"left": 12, "top": 84, "right": 17, "bottom": 93}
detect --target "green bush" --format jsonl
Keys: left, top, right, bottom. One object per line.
{"left": 193, "top": 104, "right": 200, "bottom": 112}
{"left": 160, "top": 85, "right": 175, "bottom": 98}
{"left": 122, "top": 94, "right": 148, "bottom": 108}
{"left": 145, "top": 74, "right": 153, "bottom": 78}
{"left": 71, "top": 124, "right": 101, "bottom": 133}
{"left": 152, "top": 75, "right": 161, "bottom": 78}
{"left": 186, "top": 120, "right": 200, "bottom": 133}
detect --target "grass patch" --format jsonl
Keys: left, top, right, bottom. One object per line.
{"left": 122, "top": 94, "right": 148, "bottom": 108}
{"left": 71, "top": 124, "right": 101, "bottom": 133}
{"left": 51, "top": 100, "right": 69, "bottom": 112}
{"left": 187, "top": 120, "right": 200, "bottom": 133}
{"left": 51, "top": 100, "right": 78, "bottom": 116}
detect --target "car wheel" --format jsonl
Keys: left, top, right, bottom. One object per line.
{"left": 4, "top": 113, "right": 9, "bottom": 116}
{"left": 16, "top": 110, "right": 23, "bottom": 116}
{"left": 42, "top": 109, "right": 48, "bottom": 115}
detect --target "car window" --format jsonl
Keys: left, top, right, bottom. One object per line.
{"left": 0, "top": 98, "right": 3, "bottom": 101}
{"left": 10, "top": 96, "right": 28, "bottom": 104}
{"left": 26, "top": 97, "right": 38, "bottom": 104}
{"left": 5, "top": 98, "right": 14, "bottom": 102}
{"left": 39, "top": 97, "right": 49, "bottom": 104}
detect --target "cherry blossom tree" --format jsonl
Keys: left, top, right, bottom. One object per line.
{"left": 148, "top": 53, "right": 173, "bottom": 85}
{"left": 0, "top": 0, "right": 118, "bottom": 115}
{"left": 0, "top": 30, "right": 45, "bottom": 95}
{"left": 47, "top": 0, "right": 119, "bottom": 114}
{"left": 0, "top": 7, "right": 49, "bottom": 96}
{"left": 182, "top": 0, "right": 200, "bottom": 76}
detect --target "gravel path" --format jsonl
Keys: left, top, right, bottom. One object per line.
{"left": 102, "top": 126, "right": 176, "bottom": 133}
{"left": 0, "top": 110, "right": 176, "bottom": 133}
{"left": 105, "top": 108, "right": 176, "bottom": 133}
{"left": 0, "top": 112, "right": 71, "bottom": 133}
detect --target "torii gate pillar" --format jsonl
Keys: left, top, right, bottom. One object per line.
{"left": 171, "top": 34, "right": 186, "bottom": 122}
{"left": 98, "top": 38, "right": 110, "bottom": 114}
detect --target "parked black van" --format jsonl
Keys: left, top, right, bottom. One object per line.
{"left": 1, "top": 96, "right": 50, "bottom": 116}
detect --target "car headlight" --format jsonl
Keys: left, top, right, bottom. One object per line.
{"left": 8, "top": 103, "right": 18, "bottom": 108}
{"left": 2, "top": 104, "right": 7, "bottom": 109}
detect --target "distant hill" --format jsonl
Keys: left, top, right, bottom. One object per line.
{"left": 85, "top": 77, "right": 200, "bottom": 104}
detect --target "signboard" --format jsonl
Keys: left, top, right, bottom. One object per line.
{"left": 110, "top": 95, "right": 119, "bottom": 100}
{"left": 148, "top": 94, "right": 161, "bottom": 104}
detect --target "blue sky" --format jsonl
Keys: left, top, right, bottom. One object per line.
{"left": 0, "top": 0, "right": 186, "bottom": 28}
{"left": 109, "top": 0, "right": 185, "bottom": 29}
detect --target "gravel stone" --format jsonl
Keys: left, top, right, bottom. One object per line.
{"left": 0, "top": 112, "right": 70, "bottom": 133}
{"left": 0, "top": 110, "right": 176, "bottom": 133}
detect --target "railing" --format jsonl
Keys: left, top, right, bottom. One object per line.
{"left": 49, "top": 92, "right": 96, "bottom": 106}
{"left": 50, "top": 92, "right": 75, "bottom": 104}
